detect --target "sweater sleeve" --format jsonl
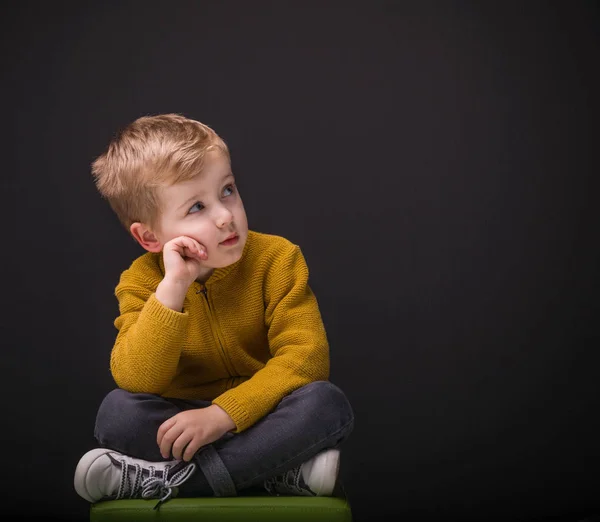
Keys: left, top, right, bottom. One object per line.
{"left": 110, "top": 265, "right": 190, "bottom": 394}
{"left": 212, "top": 244, "right": 330, "bottom": 432}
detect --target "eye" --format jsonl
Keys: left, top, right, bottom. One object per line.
{"left": 223, "top": 183, "right": 236, "bottom": 196}
{"left": 188, "top": 201, "right": 204, "bottom": 214}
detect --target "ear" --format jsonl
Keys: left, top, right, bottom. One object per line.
{"left": 130, "top": 222, "right": 163, "bottom": 253}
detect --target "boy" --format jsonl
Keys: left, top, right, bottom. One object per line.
{"left": 74, "top": 113, "right": 354, "bottom": 506}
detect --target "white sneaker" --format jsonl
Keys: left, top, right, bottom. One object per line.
{"left": 264, "top": 448, "right": 340, "bottom": 497}
{"left": 301, "top": 448, "right": 341, "bottom": 496}
{"left": 74, "top": 448, "right": 196, "bottom": 506}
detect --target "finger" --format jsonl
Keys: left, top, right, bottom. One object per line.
{"left": 159, "top": 424, "right": 185, "bottom": 459}
{"left": 183, "top": 436, "right": 203, "bottom": 462}
{"left": 171, "top": 432, "right": 193, "bottom": 461}
{"left": 193, "top": 245, "right": 208, "bottom": 260}
{"left": 181, "top": 237, "right": 208, "bottom": 260}
{"left": 193, "top": 244, "right": 208, "bottom": 260}
{"left": 166, "top": 236, "right": 192, "bottom": 254}
{"left": 181, "top": 244, "right": 200, "bottom": 261}
{"left": 185, "top": 237, "right": 208, "bottom": 259}
{"left": 157, "top": 417, "right": 177, "bottom": 447}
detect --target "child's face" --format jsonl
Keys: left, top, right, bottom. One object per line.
{"left": 153, "top": 151, "right": 249, "bottom": 270}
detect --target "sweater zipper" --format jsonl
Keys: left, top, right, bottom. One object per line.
{"left": 197, "top": 285, "right": 236, "bottom": 377}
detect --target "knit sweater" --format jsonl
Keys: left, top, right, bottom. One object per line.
{"left": 110, "top": 230, "right": 330, "bottom": 432}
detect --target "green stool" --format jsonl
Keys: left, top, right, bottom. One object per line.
{"left": 90, "top": 491, "right": 353, "bottom": 522}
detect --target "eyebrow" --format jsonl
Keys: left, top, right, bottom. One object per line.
{"left": 177, "top": 173, "right": 235, "bottom": 211}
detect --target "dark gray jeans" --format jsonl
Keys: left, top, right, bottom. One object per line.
{"left": 94, "top": 381, "right": 354, "bottom": 497}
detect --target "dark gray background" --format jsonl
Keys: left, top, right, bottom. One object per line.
{"left": 3, "top": 1, "right": 599, "bottom": 521}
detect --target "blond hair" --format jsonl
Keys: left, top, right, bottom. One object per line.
{"left": 92, "top": 113, "right": 230, "bottom": 233}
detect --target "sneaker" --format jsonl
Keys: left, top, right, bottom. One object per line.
{"left": 74, "top": 448, "right": 196, "bottom": 507}
{"left": 264, "top": 448, "right": 340, "bottom": 497}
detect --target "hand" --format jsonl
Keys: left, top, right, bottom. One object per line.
{"left": 157, "top": 405, "right": 236, "bottom": 462}
{"left": 162, "top": 235, "right": 208, "bottom": 286}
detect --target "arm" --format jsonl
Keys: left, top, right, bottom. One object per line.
{"left": 212, "top": 244, "right": 330, "bottom": 432}
{"left": 111, "top": 236, "right": 209, "bottom": 394}
{"left": 110, "top": 268, "right": 190, "bottom": 394}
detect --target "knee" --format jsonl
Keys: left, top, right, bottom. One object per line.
{"left": 297, "top": 381, "right": 354, "bottom": 427}
{"left": 94, "top": 388, "right": 149, "bottom": 444}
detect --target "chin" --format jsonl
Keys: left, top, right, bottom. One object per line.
{"left": 215, "top": 252, "right": 243, "bottom": 268}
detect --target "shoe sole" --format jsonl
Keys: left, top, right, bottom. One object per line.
{"left": 306, "top": 448, "right": 340, "bottom": 496}
{"left": 74, "top": 448, "right": 113, "bottom": 503}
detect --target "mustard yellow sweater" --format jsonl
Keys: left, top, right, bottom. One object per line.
{"left": 110, "top": 230, "right": 330, "bottom": 432}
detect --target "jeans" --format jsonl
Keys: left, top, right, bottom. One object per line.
{"left": 94, "top": 381, "right": 354, "bottom": 497}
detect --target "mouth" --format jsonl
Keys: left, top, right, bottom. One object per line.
{"left": 220, "top": 233, "right": 239, "bottom": 246}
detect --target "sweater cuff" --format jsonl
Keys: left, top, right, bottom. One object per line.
{"left": 212, "top": 394, "right": 252, "bottom": 433}
{"left": 145, "top": 293, "right": 189, "bottom": 329}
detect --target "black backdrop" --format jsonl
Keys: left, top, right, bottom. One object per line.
{"left": 3, "top": 2, "right": 599, "bottom": 521}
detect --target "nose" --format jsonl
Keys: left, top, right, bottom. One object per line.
{"left": 215, "top": 206, "right": 234, "bottom": 228}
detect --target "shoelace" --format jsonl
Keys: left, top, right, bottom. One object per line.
{"left": 115, "top": 459, "right": 197, "bottom": 509}
{"left": 264, "top": 466, "right": 314, "bottom": 496}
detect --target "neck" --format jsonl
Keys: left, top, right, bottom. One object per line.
{"left": 195, "top": 267, "right": 215, "bottom": 284}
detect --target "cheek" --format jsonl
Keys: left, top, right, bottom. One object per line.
{"left": 234, "top": 203, "right": 248, "bottom": 225}
{"left": 195, "top": 228, "right": 218, "bottom": 248}
{"left": 175, "top": 220, "right": 215, "bottom": 247}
